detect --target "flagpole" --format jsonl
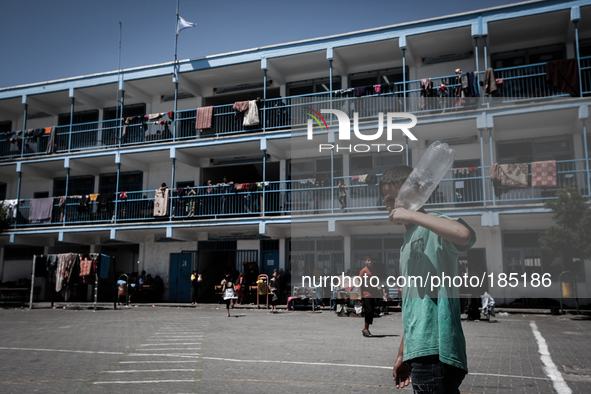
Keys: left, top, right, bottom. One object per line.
{"left": 173, "top": 0, "right": 180, "bottom": 141}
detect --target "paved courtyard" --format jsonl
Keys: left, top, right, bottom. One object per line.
{"left": 0, "top": 305, "right": 590, "bottom": 393}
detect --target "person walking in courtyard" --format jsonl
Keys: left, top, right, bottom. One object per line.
{"left": 359, "top": 256, "right": 380, "bottom": 337}
{"left": 269, "top": 269, "right": 280, "bottom": 313}
{"left": 191, "top": 269, "right": 200, "bottom": 305}
{"left": 221, "top": 274, "right": 237, "bottom": 317}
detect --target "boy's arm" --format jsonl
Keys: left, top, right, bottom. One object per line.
{"left": 393, "top": 336, "right": 411, "bottom": 389}
{"left": 389, "top": 208, "right": 471, "bottom": 246}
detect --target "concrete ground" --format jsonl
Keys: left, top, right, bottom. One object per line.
{"left": 0, "top": 304, "right": 590, "bottom": 393}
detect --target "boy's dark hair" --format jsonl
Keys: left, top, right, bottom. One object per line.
{"left": 379, "top": 165, "right": 413, "bottom": 197}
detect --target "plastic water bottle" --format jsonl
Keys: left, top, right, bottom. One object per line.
{"left": 395, "top": 141, "right": 456, "bottom": 211}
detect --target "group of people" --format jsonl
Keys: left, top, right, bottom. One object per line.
{"left": 118, "top": 270, "right": 164, "bottom": 304}
{"left": 219, "top": 269, "right": 280, "bottom": 317}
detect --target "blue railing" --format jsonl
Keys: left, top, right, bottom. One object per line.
{"left": 0, "top": 63, "right": 579, "bottom": 159}
{"left": 8, "top": 159, "right": 589, "bottom": 227}
{"left": 581, "top": 56, "right": 591, "bottom": 96}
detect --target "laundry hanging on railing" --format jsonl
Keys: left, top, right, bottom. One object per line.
{"left": 29, "top": 197, "right": 54, "bottom": 224}
{"left": 46, "top": 126, "right": 56, "bottom": 154}
{"left": 0, "top": 199, "right": 18, "bottom": 221}
{"left": 233, "top": 101, "right": 250, "bottom": 122}
{"left": 419, "top": 78, "right": 433, "bottom": 110}
{"left": 490, "top": 163, "right": 528, "bottom": 197}
{"left": 243, "top": 100, "right": 260, "bottom": 126}
{"left": 483, "top": 68, "right": 498, "bottom": 97}
{"left": 546, "top": 59, "right": 579, "bottom": 97}
{"left": 531, "top": 160, "right": 557, "bottom": 188}
{"left": 154, "top": 185, "right": 170, "bottom": 217}
{"left": 195, "top": 106, "right": 213, "bottom": 130}
{"left": 145, "top": 113, "right": 166, "bottom": 121}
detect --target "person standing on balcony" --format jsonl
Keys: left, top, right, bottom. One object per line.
{"left": 379, "top": 165, "right": 476, "bottom": 392}
{"left": 337, "top": 179, "right": 348, "bottom": 210}
{"left": 199, "top": 180, "right": 215, "bottom": 217}
{"left": 218, "top": 176, "right": 234, "bottom": 215}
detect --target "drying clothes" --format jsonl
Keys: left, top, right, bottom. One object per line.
{"left": 481, "top": 292, "right": 495, "bottom": 317}
{"left": 46, "top": 254, "right": 58, "bottom": 273}
{"left": 78, "top": 195, "right": 89, "bottom": 214}
{"left": 44, "top": 127, "right": 52, "bottom": 135}
{"left": 195, "top": 106, "right": 214, "bottom": 129}
{"left": 483, "top": 68, "right": 498, "bottom": 97}
{"left": 89, "top": 194, "right": 98, "bottom": 202}
{"left": 419, "top": 78, "right": 433, "bottom": 110}
{"left": 351, "top": 175, "right": 359, "bottom": 181}
{"left": 531, "top": 160, "right": 557, "bottom": 188}
{"left": 234, "top": 184, "right": 243, "bottom": 191}
{"left": 79, "top": 257, "right": 93, "bottom": 277}
{"left": 58, "top": 196, "right": 67, "bottom": 221}
{"left": 243, "top": 100, "right": 260, "bottom": 126}
{"left": 45, "top": 126, "right": 56, "bottom": 154}
{"left": 55, "top": 253, "right": 69, "bottom": 292}
{"left": 358, "top": 174, "right": 368, "bottom": 183}
{"left": 354, "top": 87, "right": 366, "bottom": 97}
{"left": 31, "top": 128, "right": 45, "bottom": 142}
{"left": 461, "top": 75, "right": 468, "bottom": 89}
{"left": 1, "top": 199, "right": 18, "bottom": 220}
{"left": 167, "top": 111, "right": 174, "bottom": 120}
{"left": 154, "top": 186, "right": 170, "bottom": 217}
{"left": 119, "top": 191, "right": 127, "bottom": 200}
{"left": 490, "top": 163, "right": 528, "bottom": 189}
{"left": 29, "top": 197, "right": 54, "bottom": 223}
{"left": 233, "top": 101, "right": 250, "bottom": 113}
{"left": 467, "top": 167, "right": 479, "bottom": 172}
{"left": 453, "top": 167, "right": 469, "bottom": 175}
{"left": 546, "top": 59, "right": 580, "bottom": 97}
{"left": 146, "top": 113, "right": 165, "bottom": 121}
{"left": 374, "top": 84, "right": 382, "bottom": 94}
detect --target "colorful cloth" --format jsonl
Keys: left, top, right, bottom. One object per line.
{"left": 79, "top": 257, "right": 92, "bottom": 277}
{"left": 243, "top": 100, "right": 259, "bottom": 126}
{"left": 154, "top": 186, "right": 170, "bottom": 217}
{"left": 490, "top": 163, "right": 529, "bottom": 189}
{"left": 195, "top": 106, "right": 213, "bottom": 129}
{"left": 531, "top": 160, "right": 557, "bottom": 188}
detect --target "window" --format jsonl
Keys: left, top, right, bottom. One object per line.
{"left": 57, "top": 110, "right": 99, "bottom": 126}
{"left": 491, "top": 44, "right": 565, "bottom": 69}
{"left": 287, "top": 77, "right": 341, "bottom": 96}
{"left": 503, "top": 231, "right": 584, "bottom": 278}
{"left": 497, "top": 137, "right": 572, "bottom": 164}
{"left": 349, "top": 151, "right": 408, "bottom": 176}
{"left": 53, "top": 175, "right": 95, "bottom": 197}
{"left": 0, "top": 120, "right": 12, "bottom": 133}
{"left": 33, "top": 192, "right": 49, "bottom": 198}
{"left": 99, "top": 171, "right": 143, "bottom": 194}
{"left": 0, "top": 182, "right": 6, "bottom": 200}
{"left": 103, "top": 103, "right": 146, "bottom": 120}
{"left": 287, "top": 157, "right": 343, "bottom": 180}
{"left": 349, "top": 67, "right": 405, "bottom": 88}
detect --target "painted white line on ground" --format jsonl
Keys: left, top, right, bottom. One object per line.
{"left": 134, "top": 348, "right": 201, "bottom": 351}
{"left": 152, "top": 335, "right": 203, "bottom": 337}
{"left": 530, "top": 321, "right": 573, "bottom": 394}
{"left": 202, "top": 356, "right": 391, "bottom": 369}
{"left": 120, "top": 360, "right": 195, "bottom": 364}
{"left": 128, "top": 353, "right": 200, "bottom": 358}
{"left": 0, "top": 347, "right": 123, "bottom": 355}
{"left": 141, "top": 343, "right": 201, "bottom": 346}
{"left": 106, "top": 369, "right": 195, "bottom": 373}
{"left": 94, "top": 379, "right": 196, "bottom": 384}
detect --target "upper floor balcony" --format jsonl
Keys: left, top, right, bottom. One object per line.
{"left": 1, "top": 59, "right": 588, "bottom": 161}
{"left": 5, "top": 158, "right": 588, "bottom": 229}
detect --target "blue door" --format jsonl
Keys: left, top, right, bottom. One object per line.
{"left": 169, "top": 252, "right": 192, "bottom": 302}
{"left": 262, "top": 251, "right": 279, "bottom": 276}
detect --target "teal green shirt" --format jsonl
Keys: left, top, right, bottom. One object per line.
{"left": 400, "top": 211, "right": 476, "bottom": 372}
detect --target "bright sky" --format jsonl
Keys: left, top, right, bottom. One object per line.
{"left": 0, "top": 0, "right": 522, "bottom": 89}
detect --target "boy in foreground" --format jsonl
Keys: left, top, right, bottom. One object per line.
{"left": 380, "top": 165, "right": 476, "bottom": 393}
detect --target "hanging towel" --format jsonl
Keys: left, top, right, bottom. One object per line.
{"left": 29, "top": 197, "right": 54, "bottom": 223}
{"left": 358, "top": 174, "right": 368, "bottom": 183}
{"left": 531, "top": 160, "right": 557, "bottom": 188}
{"left": 1, "top": 199, "right": 18, "bottom": 220}
{"left": 89, "top": 194, "right": 98, "bottom": 202}
{"left": 483, "top": 68, "right": 497, "bottom": 97}
{"left": 154, "top": 186, "right": 170, "bottom": 217}
{"left": 354, "top": 87, "right": 366, "bottom": 97}
{"left": 55, "top": 253, "right": 69, "bottom": 292}
{"left": 147, "top": 113, "right": 165, "bottom": 121}
{"left": 546, "top": 59, "right": 580, "bottom": 97}
{"left": 243, "top": 100, "right": 260, "bottom": 126}
{"left": 167, "top": 111, "right": 174, "bottom": 120}
{"left": 195, "top": 106, "right": 214, "bottom": 129}
{"left": 374, "top": 84, "right": 382, "bottom": 94}
{"left": 45, "top": 126, "right": 56, "bottom": 154}
{"left": 490, "top": 163, "right": 528, "bottom": 188}
{"left": 233, "top": 101, "right": 250, "bottom": 112}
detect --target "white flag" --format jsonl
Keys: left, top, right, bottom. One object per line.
{"left": 177, "top": 16, "right": 196, "bottom": 33}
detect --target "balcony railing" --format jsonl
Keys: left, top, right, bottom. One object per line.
{"left": 8, "top": 159, "right": 589, "bottom": 228}
{"left": 0, "top": 62, "right": 579, "bottom": 160}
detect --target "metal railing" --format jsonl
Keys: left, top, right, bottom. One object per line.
{"left": 0, "top": 63, "right": 579, "bottom": 159}
{"left": 9, "top": 159, "right": 588, "bottom": 227}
